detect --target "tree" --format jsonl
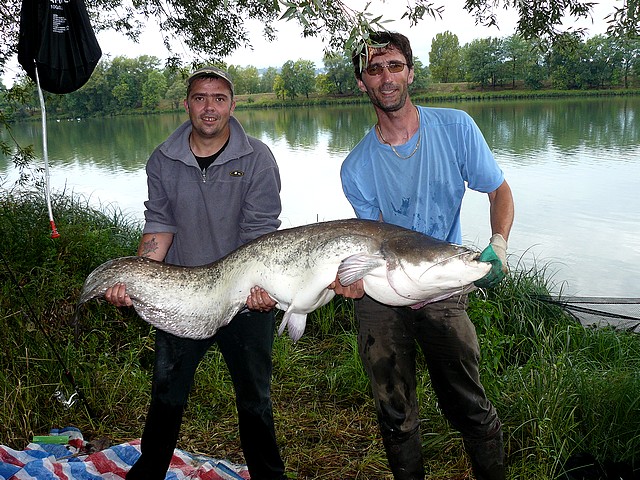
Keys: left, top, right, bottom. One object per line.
{"left": 429, "top": 31, "right": 462, "bottom": 83}
{"left": 583, "top": 35, "right": 620, "bottom": 88}
{"left": 2, "top": 0, "right": 638, "bottom": 78}
{"left": 227, "top": 65, "right": 261, "bottom": 95}
{"left": 273, "top": 74, "right": 286, "bottom": 100}
{"left": 502, "top": 34, "right": 537, "bottom": 88}
{"left": 548, "top": 32, "right": 587, "bottom": 89}
{"left": 314, "top": 73, "right": 334, "bottom": 96}
{"left": 460, "top": 0, "right": 638, "bottom": 41}
{"left": 279, "top": 59, "right": 316, "bottom": 99}
{"left": 59, "top": 62, "right": 111, "bottom": 116}
{"left": 614, "top": 37, "right": 640, "bottom": 88}
{"left": 111, "top": 82, "right": 132, "bottom": 108}
{"left": 165, "top": 78, "right": 186, "bottom": 110}
{"left": 243, "top": 66, "right": 261, "bottom": 94}
{"left": 280, "top": 61, "right": 297, "bottom": 100}
{"left": 259, "top": 67, "right": 278, "bottom": 93}
{"left": 322, "top": 53, "right": 357, "bottom": 95}
{"left": 410, "top": 58, "right": 430, "bottom": 92}
{"left": 463, "top": 37, "right": 504, "bottom": 88}
{"left": 296, "top": 60, "right": 317, "bottom": 98}
{"left": 524, "top": 41, "right": 548, "bottom": 90}
{"left": 142, "top": 70, "right": 168, "bottom": 109}
{"left": 99, "top": 55, "right": 162, "bottom": 111}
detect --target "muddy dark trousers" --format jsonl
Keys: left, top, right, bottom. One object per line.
{"left": 126, "top": 310, "right": 286, "bottom": 480}
{"left": 356, "top": 294, "right": 505, "bottom": 480}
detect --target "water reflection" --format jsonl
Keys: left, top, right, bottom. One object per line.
{"left": 237, "top": 105, "right": 374, "bottom": 153}
{"left": 1, "top": 97, "right": 639, "bottom": 297}
{"left": 463, "top": 97, "right": 640, "bottom": 160}
{"left": 4, "top": 97, "right": 638, "bottom": 168}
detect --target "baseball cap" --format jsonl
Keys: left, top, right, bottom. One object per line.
{"left": 186, "top": 66, "right": 234, "bottom": 95}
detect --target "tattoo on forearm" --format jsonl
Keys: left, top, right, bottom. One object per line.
{"left": 140, "top": 236, "right": 159, "bottom": 257}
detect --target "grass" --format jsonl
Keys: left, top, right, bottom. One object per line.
{"left": 1, "top": 188, "right": 639, "bottom": 479}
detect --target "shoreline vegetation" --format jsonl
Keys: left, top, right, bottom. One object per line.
{"left": 8, "top": 83, "right": 640, "bottom": 122}
{"left": 1, "top": 190, "right": 639, "bottom": 479}
{"left": 230, "top": 84, "right": 640, "bottom": 111}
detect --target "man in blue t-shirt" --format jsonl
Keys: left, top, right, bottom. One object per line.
{"left": 332, "top": 31, "right": 514, "bottom": 480}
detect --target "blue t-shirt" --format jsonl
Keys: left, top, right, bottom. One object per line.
{"left": 340, "top": 106, "right": 504, "bottom": 244}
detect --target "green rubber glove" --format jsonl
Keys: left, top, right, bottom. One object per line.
{"left": 474, "top": 233, "right": 508, "bottom": 288}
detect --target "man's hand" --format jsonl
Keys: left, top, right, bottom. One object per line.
{"left": 474, "top": 233, "right": 508, "bottom": 288}
{"left": 105, "top": 283, "right": 133, "bottom": 307}
{"left": 329, "top": 274, "right": 365, "bottom": 299}
{"left": 246, "top": 286, "right": 277, "bottom": 312}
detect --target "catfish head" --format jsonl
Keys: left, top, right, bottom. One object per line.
{"left": 375, "top": 232, "right": 491, "bottom": 305}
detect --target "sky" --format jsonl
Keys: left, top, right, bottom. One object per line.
{"left": 2, "top": 0, "right": 617, "bottom": 86}
{"left": 95, "top": 0, "right": 615, "bottom": 68}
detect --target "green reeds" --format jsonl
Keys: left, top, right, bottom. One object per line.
{"left": 1, "top": 188, "right": 638, "bottom": 478}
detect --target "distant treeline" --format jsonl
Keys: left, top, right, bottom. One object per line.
{"left": 2, "top": 31, "right": 638, "bottom": 118}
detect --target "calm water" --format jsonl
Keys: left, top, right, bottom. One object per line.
{"left": 2, "top": 97, "right": 639, "bottom": 297}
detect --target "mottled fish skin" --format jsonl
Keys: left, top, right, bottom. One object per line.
{"left": 78, "top": 219, "right": 491, "bottom": 342}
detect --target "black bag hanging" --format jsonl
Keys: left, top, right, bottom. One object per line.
{"left": 18, "top": 0, "right": 102, "bottom": 94}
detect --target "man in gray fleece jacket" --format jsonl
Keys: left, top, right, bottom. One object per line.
{"left": 105, "top": 66, "right": 287, "bottom": 480}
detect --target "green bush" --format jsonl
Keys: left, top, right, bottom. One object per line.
{"left": 1, "top": 189, "right": 638, "bottom": 479}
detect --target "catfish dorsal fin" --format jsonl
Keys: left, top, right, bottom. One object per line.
{"left": 338, "top": 253, "right": 385, "bottom": 286}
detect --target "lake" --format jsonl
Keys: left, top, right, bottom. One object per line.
{"left": 1, "top": 97, "right": 639, "bottom": 298}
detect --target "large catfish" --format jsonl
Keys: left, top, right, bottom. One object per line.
{"left": 78, "top": 219, "right": 491, "bottom": 342}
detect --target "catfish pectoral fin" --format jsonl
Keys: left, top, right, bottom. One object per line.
{"left": 278, "top": 309, "right": 308, "bottom": 343}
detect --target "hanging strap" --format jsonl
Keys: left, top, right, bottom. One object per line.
{"left": 33, "top": 63, "right": 60, "bottom": 238}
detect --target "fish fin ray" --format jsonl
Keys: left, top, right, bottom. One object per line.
{"left": 338, "top": 253, "right": 385, "bottom": 286}
{"left": 278, "top": 309, "right": 308, "bottom": 343}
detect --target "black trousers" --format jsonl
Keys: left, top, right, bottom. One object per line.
{"left": 356, "top": 294, "right": 504, "bottom": 480}
{"left": 126, "top": 310, "right": 286, "bottom": 480}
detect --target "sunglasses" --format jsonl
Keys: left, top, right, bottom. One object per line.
{"left": 364, "top": 62, "right": 407, "bottom": 76}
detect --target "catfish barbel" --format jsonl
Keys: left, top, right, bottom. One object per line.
{"left": 78, "top": 219, "right": 491, "bottom": 342}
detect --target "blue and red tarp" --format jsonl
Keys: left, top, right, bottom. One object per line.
{"left": 0, "top": 427, "right": 249, "bottom": 480}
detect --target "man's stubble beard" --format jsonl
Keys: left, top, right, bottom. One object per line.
{"left": 367, "top": 85, "right": 409, "bottom": 113}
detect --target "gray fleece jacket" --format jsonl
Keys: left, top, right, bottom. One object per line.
{"left": 142, "top": 117, "right": 282, "bottom": 267}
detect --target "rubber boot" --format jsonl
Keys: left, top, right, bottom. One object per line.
{"left": 382, "top": 430, "right": 425, "bottom": 480}
{"left": 126, "top": 401, "right": 184, "bottom": 480}
{"left": 463, "top": 430, "right": 506, "bottom": 480}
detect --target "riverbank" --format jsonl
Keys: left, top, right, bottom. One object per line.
{"left": 6, "top": 83, "right": 640, "bottom": 122}
{"left": 1, "top": 190, "right": 639, "bottom": 479}
{"left": 231, "top": 83, "right": 640, "bottom": 110}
